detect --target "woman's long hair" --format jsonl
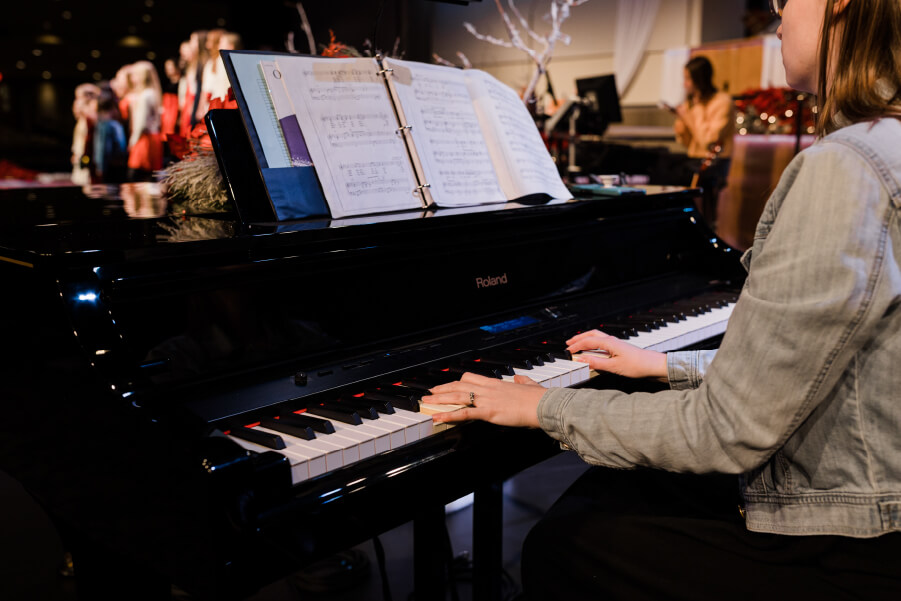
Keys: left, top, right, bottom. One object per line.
{"left": 817, "top": 0, "right": 901, "bottom": 135}
{"left": 685, "top": 55, "right": 718, "bottom": 103}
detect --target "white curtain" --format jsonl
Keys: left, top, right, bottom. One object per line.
{"left": 613, "top": 0, "right": 662, "bottom": 96}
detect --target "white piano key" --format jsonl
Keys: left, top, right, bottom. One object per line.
{"left": 551, "top": 358, "right": 591, "bottom": 385}
{"left": 228, "top": 434, "right": 314, "bottom": 484}
{"left": 635, "top": 303, "right": 734, "bottom": 352}
{"left": 257, "top": 426, "right": 346, "bottom": 472}
{"left": 511, "top": 365, "right": 559, "bottom": 387}
{"left": 378, "top": 411, "right": 427, "bottom": 444}
{"left": 295, "top": 410, "right": 395, "bottom": 457}
{"left": 396, "top": 408, "right": 441, "bottom": 438}
{"left": 355, "top": 414, "right": 408, "bottom": 449}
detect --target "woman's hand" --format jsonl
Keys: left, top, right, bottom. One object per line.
{"left": 567, "top": 330, "right": 668, "bottom": 382}
{"left": 421, "top": 372, "right": 547, "bottom": 427}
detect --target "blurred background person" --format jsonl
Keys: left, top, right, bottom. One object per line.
{"left": 669, "top": 55, "right": 735, "bottom": 228}
{"left": 110, "top": 64, "right": 134, "bottom": 128}
{"left": 92, "top": 84, "right": 128, "bottom": 184}
{"left": 126, "top": 61, "right": 163, "bottom": 181}
{"left": 70, "top": 83, "right": 100, "bottom": 186}
{"left": 161, "top": 57, "right": 182, "bottom": 141}
{"left": 205, "top": 31, "right": 242, "bottom": 102}
{"left": 180, "top": 30, "right": 208, "bottom": 137}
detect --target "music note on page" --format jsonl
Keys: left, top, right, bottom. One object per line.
{"left": 384, "top": 58, "right": 505, "bottom": 206}
{"left": 468, "top": 71, "right": 570, "bottom": 201}
{"left": 276, "top": 57, "right": 421, "bottom": 217}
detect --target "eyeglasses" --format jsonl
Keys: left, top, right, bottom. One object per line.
{"left": 770, "top": 0, "right": 786, "bottom": 17}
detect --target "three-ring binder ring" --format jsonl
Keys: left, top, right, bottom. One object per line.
{"left": 395, "top": 125, "right": 413, "bottom": 137}
{"left": 413, "top": 183, "right": 431, "bottom": 196}
{"left": 378, "top": 68, "right": 395, "bottom": 76}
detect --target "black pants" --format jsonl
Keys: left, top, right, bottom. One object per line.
{"left": 684, "top": 158, "right": 730, "bottom": 229}
{"left": 521, "top": 467, "right": 901, "bottom": 601}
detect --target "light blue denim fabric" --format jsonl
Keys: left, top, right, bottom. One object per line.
{"left": 538, "top": 117, "right": 901, "bottom": 537}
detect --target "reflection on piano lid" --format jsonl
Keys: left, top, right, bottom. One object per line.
{"left": 0, "top": 184, "right": 745, "bottom": 600}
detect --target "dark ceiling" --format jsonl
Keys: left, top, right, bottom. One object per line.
{"left": 0, "top": 0, "right": 427, "bottom": 84}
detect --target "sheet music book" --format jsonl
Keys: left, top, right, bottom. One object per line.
{"left": 221, "top": 50, "right": 570, "bottom": 219}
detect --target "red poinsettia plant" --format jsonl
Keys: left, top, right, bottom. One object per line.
{"left": 734, "top": 87, "right": 817, "bottom": 135}
{"left": 166, "top": 90, "right": 239, "bottom": 160}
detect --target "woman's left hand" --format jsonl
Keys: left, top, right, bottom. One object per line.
{"left": 421, "top": 372, "right": 547, "bottom": 428}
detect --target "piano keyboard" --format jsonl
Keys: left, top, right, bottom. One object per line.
{"left": 227, "top": 292, "right": 737, "bottom": 485}
{"left": 620, "top": 301, "right": 735, "bottom": 352}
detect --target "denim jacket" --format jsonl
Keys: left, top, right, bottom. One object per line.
{"left": 538, "top": 117, "right": 901, "bottom": 537}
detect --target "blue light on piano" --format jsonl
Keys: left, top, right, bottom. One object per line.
{"left": 76, "top": 291, "right": 99, "bottom": 303}
{"left": 683, "top": 208, "right": 694, "bottom": 212}
{"left": 319, "top": 488, "right": 343, "bottom": 504}
{"left": 480, "top": 315, "right": 539, "bottom": 334}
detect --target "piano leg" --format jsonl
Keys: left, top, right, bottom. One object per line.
{"left": 414, "top": 505, "right": 447, "bottom": 601}
{"left": 473, "top": 482, "right": 503, "bottom": 601}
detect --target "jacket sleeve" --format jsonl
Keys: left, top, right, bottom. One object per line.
{"left": 537, "top": 140, "right": 900, "bottom": 473}
{"left": 667, "top": 349, "right": 717, "bottom": 390}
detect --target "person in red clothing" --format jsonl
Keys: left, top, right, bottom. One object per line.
{"left": 160, "top": 57, "right": 181, "bottom": 140}
{"left": 179, "top": 31, "right": 208, "bottom": 138}
{"left": 126, "top": 61, "right": 163, "bottom": 180}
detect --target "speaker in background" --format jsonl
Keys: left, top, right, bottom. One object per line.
{"left": 575, "top": 74, "right": 623, "bottom": 137}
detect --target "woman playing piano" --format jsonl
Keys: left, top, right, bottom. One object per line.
{"left": 425, "top": 1, "right": 901, "bottom": 598}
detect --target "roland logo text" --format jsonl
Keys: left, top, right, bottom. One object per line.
{"left": 476, "top": 273, "right": 509, "bottom": 289}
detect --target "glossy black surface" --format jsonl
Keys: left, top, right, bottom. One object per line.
{"left": 0, "top": 183, "right": 744, "bottom": 600}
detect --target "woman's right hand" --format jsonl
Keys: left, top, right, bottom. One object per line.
{"left": 566, "top": 330, "right": 668, "bottom": 382}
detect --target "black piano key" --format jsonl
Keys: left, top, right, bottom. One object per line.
{"left": 458, "top": 360, "right": 513, "bottom": 377}
{"left": 648, "top": 310, "right": 687, "bottom": 322}
{"left": 412, "top": 371, "right": 459, "bottom": 385}
{"left": 622, "top": 315, "right": 668, "bottom": 328}
{"left": 363, "top": 390, "right": 420, "bottom": 412}
{"left": 668, "top": 302, "right": 704, "bottom": 316}
{"left": 383, "top": 384, "right": 425, "bottom": 398}
{"left": 259, "top": 416, "right": 317, "bottom": 441}
{"left": 443, "top": 364, "right": 502, "bottom": 379}
{"left": 306, "top": 404, "right": 363, "bottom": 425}
{"left": 598, "top": 320, "right": 653, "bottom": 333}
{"left": 519, "top": 343, "right": 571, "bottom": 360}
{"left": 396, "top": 377, "right": 433, "bottom": 392}
{"left": 284, "top": 412, "right": 336, "bottom": 434}
{"left": 481, "top": 351, "right": 538, "bottom": 369}
{"left": 229, "top": 426, "right": 287, "bottom": 450}
{"left": 333, "top": 398, "right": 380, "bottom": 419}
{"left": 513, "top": 346, "right": 556, "bottom": 362}
{"left": 597, "top": 325, "right": 640, "bottom": 339}
{"left": 341, "top": 394, "right": 395, "bottom": 414}
{"left": 505, "top": 349, "right": 546, "bottom": 366}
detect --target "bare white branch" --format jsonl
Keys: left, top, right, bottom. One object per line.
{"left": 463, "top": 22, "right": 514, "bottom": 48}
{"left": 295, "top": 2, "right": 316, "bottom": 55}
{"left": 508, "top": 0, "right": 544, "bottom": 45}
{"left": 432, "top": 53, "right": 458, "bottom": 67}
{"left": 286, "top": 31, "right": 297, "bottom": 54}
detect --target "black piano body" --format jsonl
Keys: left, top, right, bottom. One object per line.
{"left": 0, "top": 183, "right": 745, "bottom": 600}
